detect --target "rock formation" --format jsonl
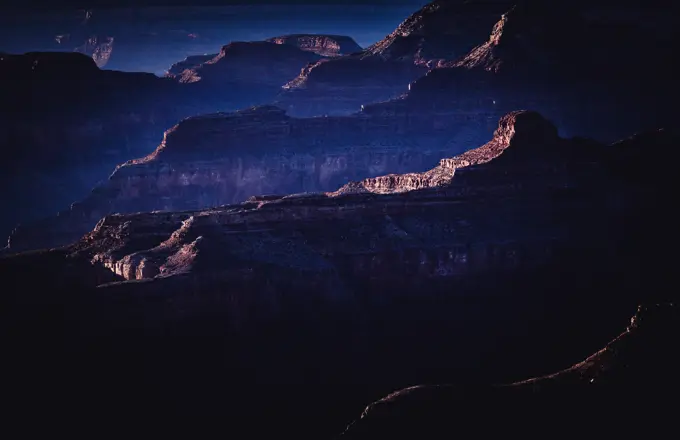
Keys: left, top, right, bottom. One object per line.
{"left": 166, "top": 41, "right": 323, "bottom": 87}
{"left": 363, "top": 1, "right": 679, "bottom": 142}
{"left": 2, "top": 110, "right": 676, "bottom": 439}
{"left": 265, "top": 34, "right": 362, "bottom": 57}
{"left": 6, "top": 104, "right": 495, "bottom": 252}
{"left": 332, "top": 110, "right": 557, "bottom": 195}
{"left": 274, "top": 0, "right": 511, "bottom": 117}
{"left": 0, "top": 50, "right": 320, "bottom": 243}
{"left": 52, "top": 110, "right": 659, "bottom": 284}
{"left": 364, "top": 0, "right": 513, "bottom": 66}
{"left": 165, "top": 53, "right": 216, "bottom": 76}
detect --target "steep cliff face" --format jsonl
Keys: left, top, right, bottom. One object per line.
{"left": 364, "top": 0, "right": 512, "bottom": 66}
{"left": 265, "top": 34, "right": 362, "bottom": 57}
{"left": 274, "top": 0, "right": 511, "bottom": 117}
{"left": 333, "top": 111, "right": 557, "bottom": 195}
{"left": 7, "top": 105, "right": 495, "bottom": 252}
{"left": 57, "top": 110, "right": 666, "bottom": 286}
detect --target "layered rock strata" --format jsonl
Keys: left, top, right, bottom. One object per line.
{"left": 1, "top": 42, "right": 344, "bottom": 242}
{"left": 2, "top": 110, "right": 675, "bottom": 439}
{"left": 6, "top": 105, "right": 497, "bottom": 252}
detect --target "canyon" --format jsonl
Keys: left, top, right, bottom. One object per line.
{"left": 0, "top": 34, "right": 359, "bottom": 243}
{"left": 2, "top": 2, "right": 679, "bottom": 438}
{"left": 1, "top": 110, "right": 675, "bottom": 439}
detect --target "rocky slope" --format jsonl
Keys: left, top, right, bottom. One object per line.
{"left": 340, "top": 302, "right": 680, "bottom": 439}
{"left": 265, "top": 34, "right": 362, "bottom": 57}
{"left": 2, "top": 110, "right": 675, "bottom": 438}
{"left": 363, "top": 0, "right": 512, "bottom": 66}
{"left": 274, "top": 0, "right": 511, "bottom": 117}
{"left": 6, "top": 104, "right": 498, "bottom": 252}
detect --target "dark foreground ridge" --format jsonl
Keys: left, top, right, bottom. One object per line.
{"left": 341, "top": 302, "right": 680, "bottom": 439}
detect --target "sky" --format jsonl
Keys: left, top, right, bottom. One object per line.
{"left": 4, "top": 0, "right": 429, "bottom": 11}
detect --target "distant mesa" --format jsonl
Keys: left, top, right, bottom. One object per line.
{"left": 265, "top": 34, "right": 362, "bottom": 57}
{"left": 167, "top": 41, "right": 323, "bottom": 87}
{"left": 165, "top": 34, "right": 363, "bottom": 87}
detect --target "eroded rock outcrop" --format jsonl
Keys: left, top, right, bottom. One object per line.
{"left": 57, "top": 110, "right": 671, "bottom": 285}
{"left": 333, "top": 110, "right": 557, "bottom": 195}
{"left": 265, "top": 34, "right": 362, "bottom": 57}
